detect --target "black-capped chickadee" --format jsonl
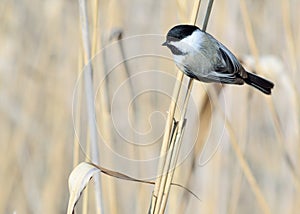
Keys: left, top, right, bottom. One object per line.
{"left": 162, "top": 25, "right": 274, "bottom": 95}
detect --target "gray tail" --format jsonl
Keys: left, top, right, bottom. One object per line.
{"left": 244, "top": 72, "right": 274, "bottom": 95}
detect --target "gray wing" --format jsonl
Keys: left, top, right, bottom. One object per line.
{"left": 203, "top": 37, "right": 247, "bottom": 84}
{"left": 217, "top": 42, "right": 244, "bottom": 74}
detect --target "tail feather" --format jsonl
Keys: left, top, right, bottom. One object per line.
{"left": 244, "top": 72, "right": 274, "bottom": 95}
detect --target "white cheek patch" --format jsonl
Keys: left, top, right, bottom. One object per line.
{"left": 170, "top": 30, "right": 203, "bottom": 54}
{"left": 169, "top": 40, "right": 191, "bottom": 55}
{"left": 181, "top": 30, "right": 203, "bottom": 49}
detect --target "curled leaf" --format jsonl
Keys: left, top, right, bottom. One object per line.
{"left": 67, "top": 162, "right": 100, "bottom": 214}
{"left": 67, "top": 162, "right": 200, "bottom": 214}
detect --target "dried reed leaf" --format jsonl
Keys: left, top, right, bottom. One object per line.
{"left": 89, "top": 162, "right": 200, "bottom": 199}
{"left": 67, "top": 162, "right": 100, "bottom": 214}
{"left": 67, "top": 162, "right": 200, "bottom": 214}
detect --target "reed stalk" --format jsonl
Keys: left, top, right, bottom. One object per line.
{"left": 149, "top": 1, "right": 216, "bottom": 213}
{"left": 78, "top": 0, "right": 103, "bottom": 213}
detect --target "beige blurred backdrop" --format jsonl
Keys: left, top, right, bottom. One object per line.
{"left": 1, "top": 0, "right": 300, "bottom": 214}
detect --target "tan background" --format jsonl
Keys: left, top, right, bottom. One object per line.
{"left": 1, "top": 0, "right": 299, "bottom": 213}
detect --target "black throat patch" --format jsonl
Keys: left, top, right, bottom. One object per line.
{"left": 166, "top": 44, "right": 186, "bottom": 55}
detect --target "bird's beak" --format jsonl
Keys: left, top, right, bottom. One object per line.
{"left": 162, "top": 41, "right": 168, "bottom": 46}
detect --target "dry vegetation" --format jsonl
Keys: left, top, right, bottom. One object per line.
{"left": 1, "top": 0, "right": 300, "bottom": 213}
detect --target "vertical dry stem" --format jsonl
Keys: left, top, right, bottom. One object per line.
{"left": 149, "top": 1, "right": 216, "bottom": 213}
{"left": 73, "top": 46, "right": 84, "bottom": 168}
{"left": 78, "top": 0, "right": 103, "bottom": 213}
{"left": 149, "top": 71, "right": 184, "bottom": 214}
{"left": 156, "top": 2, "right": 214, "bottom": 212}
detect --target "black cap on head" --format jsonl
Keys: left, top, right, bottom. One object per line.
{"left": 166, "top": 25, "right": 200, "bottom": 42}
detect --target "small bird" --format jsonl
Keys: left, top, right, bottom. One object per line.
{"left": 162, "top": 25, "right": 274, "bottom": 95}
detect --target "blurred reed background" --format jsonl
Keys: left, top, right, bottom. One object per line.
{"left": 1, "top": 0, "right": 300, "bottom": 213}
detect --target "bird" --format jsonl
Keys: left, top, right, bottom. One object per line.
{"left": 162, "top": 24, "right": 274, "bottom": 95}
